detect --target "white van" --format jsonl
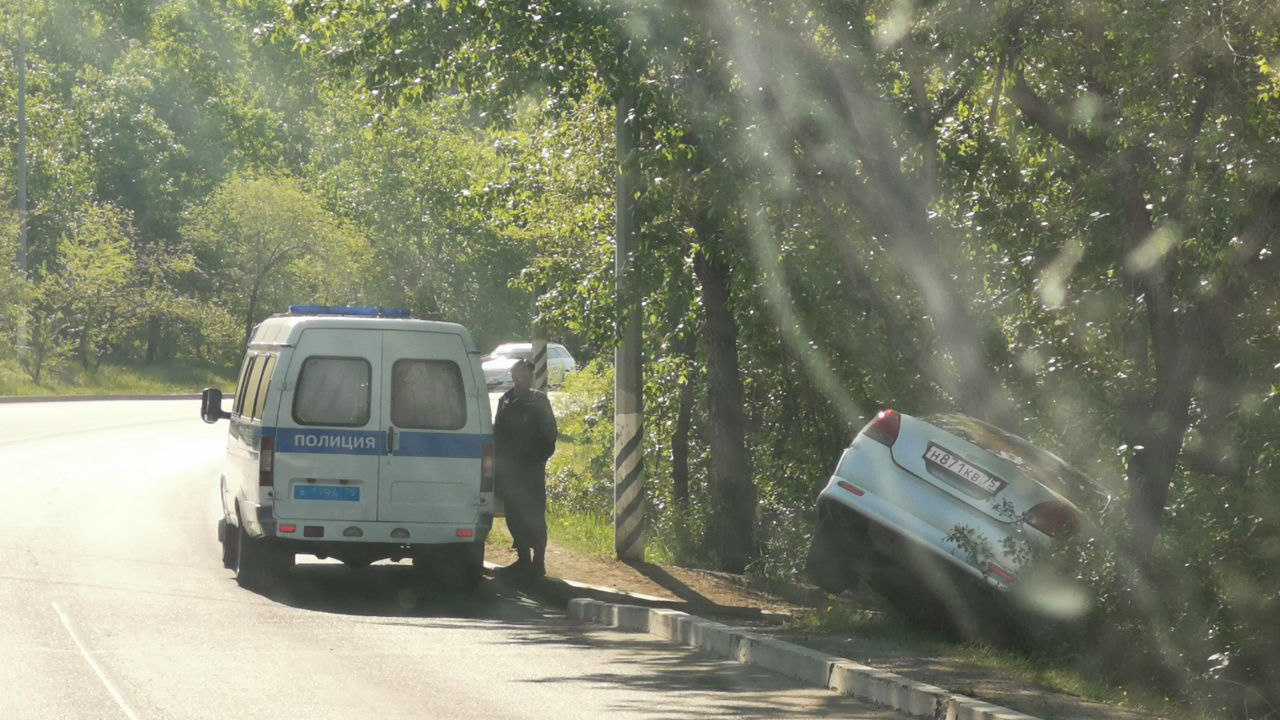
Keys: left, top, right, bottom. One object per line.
{"left": 200, "top": 305, "right": 494, "bottom": 591}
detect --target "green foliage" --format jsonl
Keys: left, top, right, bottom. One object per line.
{"left": 182, "top": 172, "right": 371, "bottom": 343}
{"left": 0, "top": 217, "right": 33, "bottom": 360}
{"left": 19, "top": 202, "right": 151, "bottom": 382}
{"left": 546, "top": 360, "right": 615, "bottom": 516}
{"left": 304, "top": 91, "right": 553, "bottom": 347}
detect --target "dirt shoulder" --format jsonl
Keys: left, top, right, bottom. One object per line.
{"left": 488, "top": 532, "right": 1161, "bottom": 720}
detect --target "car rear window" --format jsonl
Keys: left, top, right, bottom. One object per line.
{"left": 491, "top": 343, "right": 532, "bottom": 360}
{"left": 292, "top": 356, "right": 372, "bottom": 427}
{"left": 925, "top": 414, "right": 1104, "bottom": 509}
{"left": 391, "top": 359, "right": 467, "bottom": 430}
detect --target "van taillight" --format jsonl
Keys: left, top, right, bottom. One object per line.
{"left": 259, "top": 435, "right": 275, "bottom": 487}
{"left": 481, "top": 441, "right": 495, "bottom": 493}
{"left": 862, "top": 409, "right": 901, "bottom": 446}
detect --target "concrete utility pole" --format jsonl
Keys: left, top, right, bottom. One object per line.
{"left": 613, "top": 85, "right": 644, "bottom": 562}
{"left": 16, "top": 0, "right": 29, "bottom": 274}
{"left": 531, "top": 286, "right": 549, "bottom": 393}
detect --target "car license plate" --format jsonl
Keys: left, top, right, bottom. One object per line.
{"left": 923, "top": 443, "right": 1006, "bottom": 494}
{"left": 294, "top": 485, "right": 360, "bottom": 501}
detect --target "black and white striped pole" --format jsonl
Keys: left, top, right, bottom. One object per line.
{"left": 613, "top": 83, "right": 644, "bottom": 562}
{"left": 531, "top": 293, "right": 549, "bottom": 393}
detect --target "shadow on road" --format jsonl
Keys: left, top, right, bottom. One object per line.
{"left": 232, "top": 562, "right": 901, "bottom": 719}
{"left": 510, "top": 630, "right": 902, "bottom": 719}
{"left": 622, "top": 560, "right": 777, "bottom": 622}
{"left": 248, "top": 561, "right": 527, "bottom": 620}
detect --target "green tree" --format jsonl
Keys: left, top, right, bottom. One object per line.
{"left": 0, "top": 213, "right": 33, "bottom": 360}
{"left": 20, "top": 202, "right": 139, "bottom": 382}
{"left": 305, "top": 91, "right": 542, "bottom": 347}
{"left": 184, "top": 173, "right": 372, "bottom": 344}
{"left": 57, "top": 202, "right": 140, "bottom": 369}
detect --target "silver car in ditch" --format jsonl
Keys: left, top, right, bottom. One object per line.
{"left": 806, "top": 409, "right": 1109, "bottom": 633}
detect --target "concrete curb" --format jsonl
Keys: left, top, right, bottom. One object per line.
{"left": 0, "top": 394, "right": 202, "bottom": 403}
{"left": 568, "top": 598, "right": 1045, "bottom": 720}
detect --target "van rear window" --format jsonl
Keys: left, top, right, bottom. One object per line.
{"left": 233, "top": 356, "right": 257, "bottom": 416}
{"left": 293, "top": 356, "right": 372, "bottom": 427}
{"left": 249, "top": 355, "right": 278, "bottom": 420}
{"left": 391, "top": 360, "right": 467, "bottom": 430}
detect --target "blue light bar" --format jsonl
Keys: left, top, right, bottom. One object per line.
{"left": 288, "top": 305, "right": 411, "bottom": 318}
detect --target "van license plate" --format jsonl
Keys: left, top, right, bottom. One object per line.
{"left": 923, "top": 443, "right": 1006, "bottom": 495}
{"left": 294, "top": 485, "right": 360, "bottom": 501}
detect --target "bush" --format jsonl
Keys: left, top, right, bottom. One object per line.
{"left": 546, "top": 360, "right": 615, "bottom": 516}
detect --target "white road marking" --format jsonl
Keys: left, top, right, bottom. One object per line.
{"left": 51, "top": 602, "right": 143, "bottom": 720}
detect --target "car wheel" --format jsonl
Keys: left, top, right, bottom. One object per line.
{"left": 868, "top": 567, "right": 986, "bottom": 642}
{"left": 806, "top": 514, "right": 859, "bottom": 594}
{"left": 219, "top": 517, "right": 237, "bottom": 569}
{"left": 235, "top": 519, "right": 291, "bottom": 589}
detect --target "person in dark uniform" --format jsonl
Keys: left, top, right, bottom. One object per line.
{"left": 494, "top": 358, "right": 557, "bottom": 578}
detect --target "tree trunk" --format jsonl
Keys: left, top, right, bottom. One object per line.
{"left": 1126, "top": 317, "right": 1202, "bottom": 560}
{"left": 671, "top": 332, "right": 697, "bottom": 512}
{"left": 30, "top": 325, "right": 43, "bottom": 386}
{"left": 77, "top": 322, "right": 90, "bottom": 370}
{"left": 145, "top": 318, "right": 159, "bottom": 364}
{"left": 693, "top": 248, "right": 755, "bottom": 573}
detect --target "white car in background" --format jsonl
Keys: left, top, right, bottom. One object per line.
{"left": 805, "top": 409, "right": 1110, "bottom": 635}
{"left": 482, "top": 341, "right": 577, "bottom": 391}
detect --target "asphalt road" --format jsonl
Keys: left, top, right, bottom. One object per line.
{"left": 0, "top": 399, "right": 906, "bottom": 720}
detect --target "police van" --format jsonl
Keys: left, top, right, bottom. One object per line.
{"left": 200, "top": 306, "right": 494, "bottom": 591}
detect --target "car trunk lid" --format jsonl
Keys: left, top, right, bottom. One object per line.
{"left": 888, "top": 414, "right": 1060, "bottom": 523}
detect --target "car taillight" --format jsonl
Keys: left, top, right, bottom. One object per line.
{"left": 987, "top": 562, "right": 1016, "bottom": 583}
{"left": 480, "top": 440, "right": 494, "bottom": 493}
{"left": 259, "top": 435, "right": 275, "bottom": 487}
{"left": 862, "top": 409, "right": 901, "bottom": 446}
{"left": 836, "top": 480, "right": 865, "bottom": 497}
{"left": 1025, "top": 501, "right": 1078, "bottom": 537}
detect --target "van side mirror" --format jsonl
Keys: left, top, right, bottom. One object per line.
{"left": 201, "top": 387, "right": 231, "bottom": 423}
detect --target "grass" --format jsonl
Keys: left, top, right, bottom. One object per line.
{"left": 484, "top": 507, "right": 615, "bottom": 557}
{"left": 0, "top": 358, "right": 236, "bottom": 397}
{"left": 547, "top": 508, "right": 615, "bottom": 557}
{"left": 787, "top": 600, "right": 1222, "bottom": 720}
{"left": 486, "top": 517, "right": 515, "bottom": 549}
{"left": 488, "top": 506, "right": 687, "bottom": 568}
{"left": 544, "top": 507, "right": 689, "bottom": 566}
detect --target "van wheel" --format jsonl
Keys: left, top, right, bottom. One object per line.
{"left": 235, "top": 521, "right": 291, "bottom": 589}
{"left": 219, "top": 518, "right": 238, "bottom": 569}
{"left": 806, "top": 515, "right": 859, "bottom": 594}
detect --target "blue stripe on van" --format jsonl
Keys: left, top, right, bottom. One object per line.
{"left": 396, "top": 431, "right": 487, "bottom": 459}
{"left": 268, "top": 427, "right": 385, "bottom": 456}
{"left": 262, "top": 427, "right": 488, "bottom": 458}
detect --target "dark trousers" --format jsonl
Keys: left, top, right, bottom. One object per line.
{"left": 498, "top": 463, "right": 547, "bottom": 557}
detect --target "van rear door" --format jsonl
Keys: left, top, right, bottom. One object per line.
{"left": 272, "top": 329, "right": 383, "bottom": 523}
{"left": 377, "top": 330, "right": 484, "bottom": 525}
